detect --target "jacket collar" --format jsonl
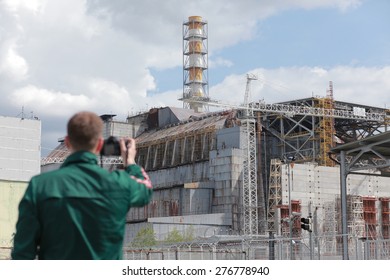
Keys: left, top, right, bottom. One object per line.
{"left": 61, "top": 151, "right": 98, "bottom": 168}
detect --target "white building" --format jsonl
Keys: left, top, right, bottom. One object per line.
{"left": 0, "top": 116, "right": 41, "bottom": 259}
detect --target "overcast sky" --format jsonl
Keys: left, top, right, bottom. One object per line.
{"left": 1, "top": 0, "right": 389, "bottom": 156}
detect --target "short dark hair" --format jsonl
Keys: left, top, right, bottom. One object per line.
{"left": 67, "top": 111, "right": 103, "bottom": 151}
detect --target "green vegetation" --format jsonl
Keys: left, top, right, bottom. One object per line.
{"left": 164, "top": 226, "right": 195, "bottom": 243}
{"left": 130, "top": 226, "right": 157, "bottom": 248}
{"left": 130, "top": 225, "right": 196, "bottom": 247}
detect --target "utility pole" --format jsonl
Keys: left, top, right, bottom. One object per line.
{"left": 313, "top": 206, "right": 320, "bottom": 259}
{"left": 288, "top": 163, "right": 293, "bottom": 259}
{"left": 301, "top": 202, "right": 314, "bottom": 259}
{"left": 309, "top": 201, "right": 313, "bottom": 260}
{"left": 280, "top": 156, "right": 295, "bottom": 259}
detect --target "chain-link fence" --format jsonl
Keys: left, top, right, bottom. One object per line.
{"left": 123, "top": 235, "right": 390, "bottom": 260}
{"left": 2, "top": 236, "right": 389, "bottom": 260}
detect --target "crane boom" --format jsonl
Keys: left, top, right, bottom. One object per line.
{"left": 179, "top": 97, "right": 386, "bottom": 121}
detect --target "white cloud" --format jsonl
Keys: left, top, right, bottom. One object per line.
{"left": 86, "top": 78, "right": 135, "bottom": 115}
{"left": 146, "top": 89, "right": 183, "bottom": 111}
{"left": 85, "top": 0, "right": 362, "bottom": 55}
{"left": 9, "top": 85, "right": 91, "bottom": 117}
{"left": 2, "top": 0, "right": 46, "bottom": 14}
{"left": 310, "top": 67, "right": 328, "bottom": 77}
{"left": 208, "top": 66, "right": 390, "bottom": 109}
{"left": 210, "top": 57, "right": 234, "bottom": 68}
{"left": 288, "top": 0, "right": 361, "bottom": 11}
{"left": 0, "top": 45, "right": 29, "bottom": 80}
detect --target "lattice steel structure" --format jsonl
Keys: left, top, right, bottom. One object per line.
{"left": 322, "top": 201, "right": 338, "bottom": 255}
{"left": 238, "top": 74, "right": 259, "bottom": 235}
{"left": 183, "top": 16, "right": 208, "bottom": 113}
{"left": 267, "top": 159, "right": 282, "bottom": 233}
{"left": 240, "top": 116, "right": 258, "bottom": 235}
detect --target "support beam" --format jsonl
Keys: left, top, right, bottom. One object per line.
{"left": 331, "top": 131, "right": 390, "bottom": 260}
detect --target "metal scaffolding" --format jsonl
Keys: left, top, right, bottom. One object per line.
{"left": 267, "top": 158, "right": 282, "bottom": 234}
{"left": 315, "top": 94, "right": 335, "bottom": 166}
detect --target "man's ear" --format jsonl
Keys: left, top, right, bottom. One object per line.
{"left": 95, "top": 137, "right": 104, "bottom": 154}
{"left": 64, "top": 136, "right": 71, "bottom": 149}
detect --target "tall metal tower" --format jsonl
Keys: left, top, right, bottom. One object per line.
{"left": 240, "top": 74, "right": 259, "bottom": 235}
{"left": 183, "top": 16, "right": 208, "bottom": 113}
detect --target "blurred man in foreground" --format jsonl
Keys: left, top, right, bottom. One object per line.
{"left": 12, "top": 111, "right": 153, "bottom": 259}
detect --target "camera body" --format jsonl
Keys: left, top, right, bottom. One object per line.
{"left": 100, "top": 136, "right": 121, "bottom": 156}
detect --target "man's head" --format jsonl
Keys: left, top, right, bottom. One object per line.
{"left": 66, "top": 111, "right": 103, "bottom": 153}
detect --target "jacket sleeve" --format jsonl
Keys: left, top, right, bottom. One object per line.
{"left": 123, "top": 164, "right": 153, "bottom": 207}
{"left": 11, "top": 182, "right": 40, "bottom": 260}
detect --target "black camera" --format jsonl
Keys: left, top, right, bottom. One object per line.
{"left": 100, "top": 136, "right": 121, "bottom": 156}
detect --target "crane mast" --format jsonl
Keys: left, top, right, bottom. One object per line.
{"left": 240, "top": 74, "right": 259, "bottom": 235}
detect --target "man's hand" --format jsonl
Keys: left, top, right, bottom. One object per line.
{"left": 120, "top": 138, "right": 136, "bottom": 167}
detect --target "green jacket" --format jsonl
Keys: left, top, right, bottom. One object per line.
{"left": 12, "top": 151, "right": 153, "bottom": 260}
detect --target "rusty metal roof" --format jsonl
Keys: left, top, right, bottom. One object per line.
{"left": 136, "top": 111, "right": 232, "bottom": 145}
{"left": 45, "top": 141, "right": 69, "bottom": 158}
{"left": 41, "top": 109, "right": 234, "bottom": 165}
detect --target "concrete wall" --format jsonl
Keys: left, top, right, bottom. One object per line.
{"left": 216, "top": 126, "right": 241, "bottom": 150}
{"left": 103, "top": 121, "right": 136, "bottom": 139}
{"left": 282, "top": 163, "right": 390, "bottom": 208}
{"left": 209, "top": 148, "right": 243, "bottom": 230}
{"left": 281, "top": 163, "right": 390, "bottom": 236}
{"left": 0, "top": 180, "right": 28, "bottom": 248}
{"left": 147, "top": 162, "right": 210, "bottom": 189}
{"left": 129, "top": 126, "right": 246, "bottom": 234}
